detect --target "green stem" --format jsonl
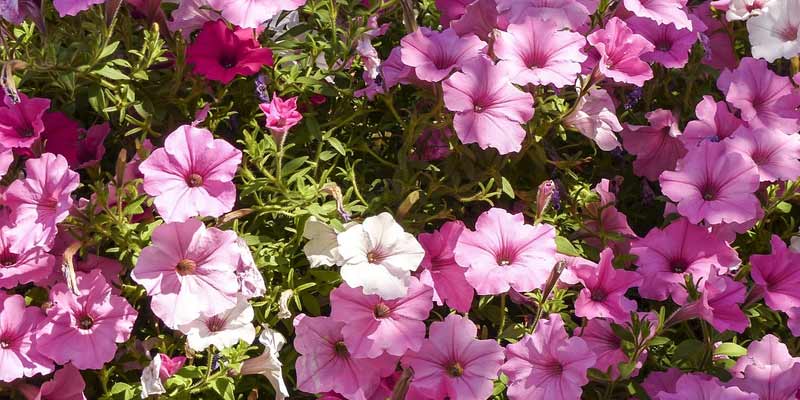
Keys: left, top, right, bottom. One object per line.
{"left": 498, "top": 294, "right": 507, "bottom": 343}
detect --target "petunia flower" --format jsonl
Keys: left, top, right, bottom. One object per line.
{"left": 416, "top": 221, "right": 474, "bottom": 312}
{"left": 0, "top": 94, "right": 50, "bottom": 149}
{"left": 411, "top": 127, "right": 454, "bottom": 161}
{"left": 138, "top": 124, "right": 242, "bottom": 223}
{"left": 179, "top": 295, "right": 256, "bottom": 351}
{"left": 750, "top": 235, "right": 800, "bottom": 314}
{"left": 451, "top": 0, "right": 506, "bottom": 41}
{"left": 186, "top": 20, "right": 274, "bottom": 84}
{"left": 725, "top": 126, "right": 800, "bottom": 182}
{"left": 494, "top": 16, "right": 587, "bottom": 88}
{"left": 580, "top": 179, "right": 638, "bottom": 254}
{"left": 240, "top": 327, "right": 290, "bottom": 400}
{"left": 497, "top": 0, "right": 591, "bottom": 30}
{"left": 576, "top": 318, "right": 644, "bottom": 379}
{"left": 435, "top": 0, "right": 472, "bottom": 25}
{"left": 503, "top": 314, "right": 596, "bottom": 400}
{"left": 631, "top": 217, "right": 740, "bottom": 303}
{"left": 234, "top": 237, "right": 266, "bottom": 299}
{"left": 402, "top": 314, "right": 504, "bottom": 400}
{"left": 0, "top": 226, "right": 55, "bottom": 288}
{"left": 622, "top": 0, "right": 692, "bottom": 30}
{"left": 399, "top": 28, "right": 486, "bottom": 82}
{"left": 302, "top": 217, "right": 349, "bottom": 268}
{"left": 42, "top": 118, "right": 110, "bottom": 169}
{"left": 746, "top": 0, "right": 800, "bottom": 62}
{"left": 728, "top": 334, "right": 800, "bottom": 399}
{"left": 218, "top": 0, "right": 307, "bottom": 29}
{"left": 131, "top": 219, "right": 242, "bottom": 328}
{"left": 621, "top": 109, "right": 686, "bottom": 181}
{"left": 660, "top": 141, "right": 761, "bottom": 225}
{"left": 53, "top": 0, "right": 104, "bottom": 16}
{"left": 573, "top": 248, "right": 642, "bottom": 322}
{"left": 0, "top": 293, "right": 53, "bottom": 382}
{"left": 681, "top": 95, "right": 742, "bottom": 148}
{"left": 259, "top": 95, "right": 303, "bottom": 145}
{"left": 330, "top": 277, "right": 432, "bottom": 358}
{"left": 656, "top": 373, "right": 758, "bottom": 399}
{"left": 293, "top": 314, "right": 398, "bottom": 400}
{"left": 726, "top": 0, "right": 770, "bottom": 21}
{"left": 454, "top": 207, "right": 557, "bottom": 295}
{"left": 670, "top": 266, "right": 749, "bottom": 333}
{"left": 336, "top": 212, "right": 425, "bottom": 300}
{"left": 27, "top": 364, "right": 87, "bottom": 400}
{"left": 694, "top": 2, "right": 738, "bottom": 70}
{"left": 563, "top": 88, "right": 623, "bottom": 151}
{"left": 35, "top": 270, "right": 138, "bottom": 370}
{"left": 442, "top": 56, "right": 535, "bottom": 154}
{"left": 626, "top": 16, "right": 697, "bottom": 68}
{"left": 166, "top": 0, "right": 218, "bottom": 35}
{"left": 587, "top": 17, "right": 655, "bottom": 87}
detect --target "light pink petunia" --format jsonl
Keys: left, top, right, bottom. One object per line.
{"left": 442, "top": 56, "right": 535, "bottom": 154}
{"left": 494, "top": 16, "right": 586, "bottom": 88}
{"left": 728, "top": 334, "right": 800, "bottom": 400}
{"left": 4, "top": 153, "right": 79, "bottom": 252}
{"left": 330, "top": 277, "right": 433, "bottom": 358}
{"left": 416, "top": 221, "right": 474, "bottom": 312}
{"left": 573, "top": 248, "right": 641, "bottom": 322}
{"left": 293, "top": 314, "right": 398, "bottom": 400}
{"left": 672, "top": 266, "right": 749, "bottom": 333}
{"left": 218, "top": 0, "right": 307, "bottom": 29}
{"left": 0, "top": 293, "right": 53, "bottom": 382}
{"left": 621, "top": 109, "right": 686, "bottom": 181}
{"left": 626, "top": 16, "right": 697, "bottom": 68}
{"left": 260, "top": 95, "right": 303, "bottom": 144}
{"left": 454, "top": 207, "right": 557, "bottom": 295}
{"left": 750, "top": 235, "right": 800, "bottom": 313}
{"left": 587, "top": 17, "right": 655, "bottom": 87}
{"left": 27, "top": 364, "right": 87, "bottom": 400}
{"left": 563, "top": 88, "right": 623, "bottom": 151}
{"left": 131, "top": 219, "right": 242, "bottom": 328}
{"left": 402, "top": 314, "right": 504, "bottom": 400}
{"left": 497, "top": 0, "right": 591, "bottom": 30}
{"left": 503, "top": 314, "right": 596, "bottom": 400}
{"left": 139, "top": 124, "right": 242, "bottom": 223}
{"left": 623, "top": 0, "right": 692, "bottom": 29}
{"left": 725, "top": 126, "right": 800, "bottom": 182}
{"left": 660, "top": 141, "right": 761, "bottom": 225}
{"left": 179, "top": 294, "right": 255, "bottom": 351}
{"left": 0, "top": 147, "right": 12, "bottom": 178}
{"left": 185, "top": 20, "right": 274, "bottom": 84}
{"left": 631, "top": 217, "right": 740, "bottom": 303}
{"left": 166, "top": 0, "right": 219, "bottom": 35}
{"left": 656, "top": 373, "right": 758, "bottom": 400}
{"left": 0, "top": 226, "right": 55, "bottom": 288}
{"left": 53, "top": 0, "right": 104, "bottom": 17}
{"left": 721, "top": 57, "right": 800, "bottom": 134}
{"left": 681, "top": 95, "right": 742, "bottom": 148}
{"left": 576, "top": 318, "right": 643, "bottom": 379}
{"left": 0, "top": 94, "right": 50, "bottom": 149}
{"left": 35, "top": 270, "right": 138, "bottom": 370}
{"left": 400, "top": 28, "right": 486, "bottom": 83}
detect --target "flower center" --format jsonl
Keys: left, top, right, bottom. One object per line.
{"left": 175, "top": 259, "right": 198, "bottom": 276}
{"left": 334, "top": 341, "right": 349, "bottom": 357}
{"left": 779, "top": 25, "right": 799, "bottom": 41}
{"left": 373, "top": 303, "right": 391, "bottom": 319}
{"left": 0, "top": 251, "right": 18, "bottom": 266}
{"left": 366, "top": 250, "right": 385, "bottom": 264}
{"left": 19, "top": 127, "right": 34, "bottom": 138}
{"left": 186, "top": 173, "right": 204, "bottom": 187}
{"left": 446, "top": 361, "right": 464, "bottom": 377}
{"left": 219, "top": 54, "right": 238, "bottom": 69}
{"left": 79, "top": 315, "right": 94, "bottom": 330}
{"left": 671, "top": 260, "right": 687, "bottom": 273}
{"left": 0, "top": 340, "right": 8, "bottom": 349}
{"left": 473, "top": 104, "right": 485, "bottom": 113}
{"left": 206, "top": 316, "right": 226, "bottom": 332}
{"left": 590, "top": 289, "right": 607, "bottom": 302}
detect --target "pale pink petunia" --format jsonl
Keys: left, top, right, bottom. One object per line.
{"left": 234, "top": 237, "right": 266, "bottom": 299}
{"left": 573, "top": 248, "right": 641, "bottom": 322}
{"left": 293, "top": 314, "right": 398, "bottom": 400}
{"left": 416, "top": 221, "right": 474, "bottom": 312}
{"left": 725, "top": 126, "right": 800, "bottom": 182}
{"left": 179, "top": 295, "right": 256, "bottom": 351}
{"left": 35, "top": 270, "right": 138, "bottom": 370}
{"left": 218, "top": 0, "right": 307, "bottom": 29}
{"left": 660, "top": 141, "right": 761, "bottom": 225}
{"left": 746, "top": 0, "right": 800, "bottom": 62}
{"left": 494, "top": 16, "right": 587, "bottom": 88}
{"left": 576, "top": 318, "right": 642, "bottom": 379}
{"left": 400, "top": 28, "right": 486, "bottom": 82}
{"left": 656, "top": 373, "right": 758, "bottom": 400}
{"left": 454, "top": 207, "right": 557, "bottom": 295}
{"left": 587, "top": 17, "right": 655, "bottom": 87}
{"left": 139, "top": 124, "right": 242, "bottom": 223}
{"left": 442, "top": 56, "right": 535, "bottom": 154}
{"left": 681, "top": 95, "right": 742, "bottom": 148}
{"left": 626, "top": 16, "right": 697, "bottom": 68}
{"left": 726, "top": 0, "right": 770, "bottom": 21}
{"left": 0, "top": 293, "right": 53, "bottom": 382}
{"left": 503, "top": 314, "right": 596, "bottom": 400}
{"left": 729, "top": 334, "right": 800, "bottom": 399}
{"left": 0, "top": 226, "right": 54, "bottom": 288}
{"left": 53, "top": 0, "right": 104, "bottom": 17}
{"left": 29, "top": 364, "right": 87, "bottom": 400}
{"left": 0, "top": 147, "right": 12, "bottom": 178}
{"left": 631, "top": 217, "right": 740, "bottom": 303}
{"left": 672, "top": 266, "right": 749, "bottom": 333}
{"left": 131, "top": 219, "right": 241, "bottom": 328}
{"left": 0, "top": 94, "right": 50, "bottom": 149}
{"left": 621, "top": 109, "right": 686, "bottom": 181}
{"left": 497, "top": 0, "right": 591, "bottom": 30}
{"left": 750, "top": 235, "right": 800, "bottom": 313}
{"left": 558, "top": 253, "right": 598, "bottom": 286}
{"left": 166, "top": 0, "right": 219, "bottom": 35}
{"left": 330, "top": 277, "right": 433, "bottom": 358}
{"left": 563, "top": 88, "right": 623, "bottom": 151}
{"left": 4, "top": 153, "right": 79, "bottom": 252}
{"left": 402, "top": 314, "right": 504, "bottom": 400}
{"left": 623, "top": 0, "right": 692, "bottom": 30}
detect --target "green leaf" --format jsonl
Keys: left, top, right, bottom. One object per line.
{"left": 776, "top": 201, "right": 792, "bottom": 214}
{"left": 555, "top": 236, "right": 581, "bottom": 256}
{"left": 93, "top": 65, "right": 129, "bottom": 80}
{"left": 328, "top": 136, "right": 347, "bottom": 155}
{"left": 500, "top": 176, "right": 514, "bottom": 198}
{"left": 648, "top": 336, "right": 671, "bottom": 346}
{"left": 714, "top": 342, "right": 747, "bottom": 357}
{"left": 209, "top": 377, "right": 235, "bottom": 400}
{"left": 98, "top": 41, "right": 120, "bottom": 60}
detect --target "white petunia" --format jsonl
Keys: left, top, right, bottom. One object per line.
{"left": 564, "top": 87, "right": 623, "bottom": 151}
{"left": 336, "top": 212, "right": 425, "bottom": 300}
{"left": 179, "top": 296, "right": 256, "bottom": 351}
{"left": 140, "top": 354, "right": 166, "bottom": 399}
{"left": 302, "top": 217, "right": 348, "bottom": 268}
{"left": 747, "top": 0, "right": 800, "bottom": 62}
{"left": 726, "top": 0, "right": 772, "bottom": 21}
{"left": 240, "top": 327, "right": 290, "bottom": 400}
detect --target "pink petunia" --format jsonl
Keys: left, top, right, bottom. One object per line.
{"left": 672, "top": 266, "right": 749, "bottom": 333}
{"left": 681, "top": 95, "right": 742, "bottom": 148}
{"left": 27, "top": 364, "right": 87, "bottom": 400}
{"left": 623, "top": 0, "right": 692, "bottom": 30}
{"left": 166, "top": 0, "right": 219, "bottom": 35}
{"left": 400, "top": 28, "right": 486, "bottom": 83}
{"left": 442, "top": 56, "right": 535, "bottom": 154}
{"left": 497, "top": 0, "right": 591, "bottom": 30}
{"left": 294, "top": 314, "right": 398, "bottom": 400}
{"left": 454, "top": 208, "right": 557, "bottom": 295}
{"left": 576, "top": 318, "right": 643, "bottom": 379}
{"left": 503, "top": 314, "right": 596, "bottom": 400}
{"left": 581, "top": 179, "right": 638, "bottom": 253}
{"left": 218, "top": 0, "right": 307, "bottom": 29}
{"left": 0, "top": 94, "right": 50, "bottom": 149}
{"left": 131, "top": 219, "right": 242, "bottom": 328}
{"left": 402, "top": 314, "right": 504, "bottom": 399}
{"left": 4, "top": 153, "right": 79, "bottom": 252}
{"left": 587, "top": 17, "right": 655, "bottom": 87}
{"left": 411, "top": 127, "right": 453, "bottom": 161}
{"left": 0, "top": 226, "right": 55, "bottom": 288}
{"left": 417, "top": 221, "right": 474, "bottom": 312}
{"left": 725, "top": 126, "right": 800, "bottom": 182}
{"left": 451, "top": 0, "right": 506, "bottom": 41}
{"left": 42, "top": 118, "right": 110, "bottom": 169}
{"left": 660, "top": 141, "right": 761, "bottom": 225}
{"left": 186, "top": 20, "right": 274, "bottom": 84}
{"left": 656, "top": 373, "right": 758, "bottom": 399}
{"left": 728, "top": 334, "right": 800, "bottom": 399}
{"left": 494, "top": 16, "right": 586, "bottom": 88}
{"left": 35, "top": 270, "right": 138, "bottom": 370}
{"left": 330, "top": 277, "right": 432, "bottom": 358}
{"left": 435, "top": 0, "right": 472, "bottom": 25}
{"left": 563, "top": 88, "right": 623, "bottom": 151}
{"left": 260, "top": 95, "right": 303, "bottom": 145}
{"left": 139, "top": 124, "right": 242, "bottom": 223}
{"left": 573, "top": 248, "right": 641, "bottom": 322}
{"left": 0, "top": 293, "right": 53, "bottom": 382}
{"left": 621, "top": 109, "right": 686, "bottom": 181}
{"left": 626, "top": 16, "right": 697, "bottom": 68}
{"left": 53, "top": 0, "right": 104, "bottom": 16}
{"left": 750, "top": 235, "right": 800, "bottom": 314}
{"left": 631, "top": 217, "right": 740, "bottom": 303}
